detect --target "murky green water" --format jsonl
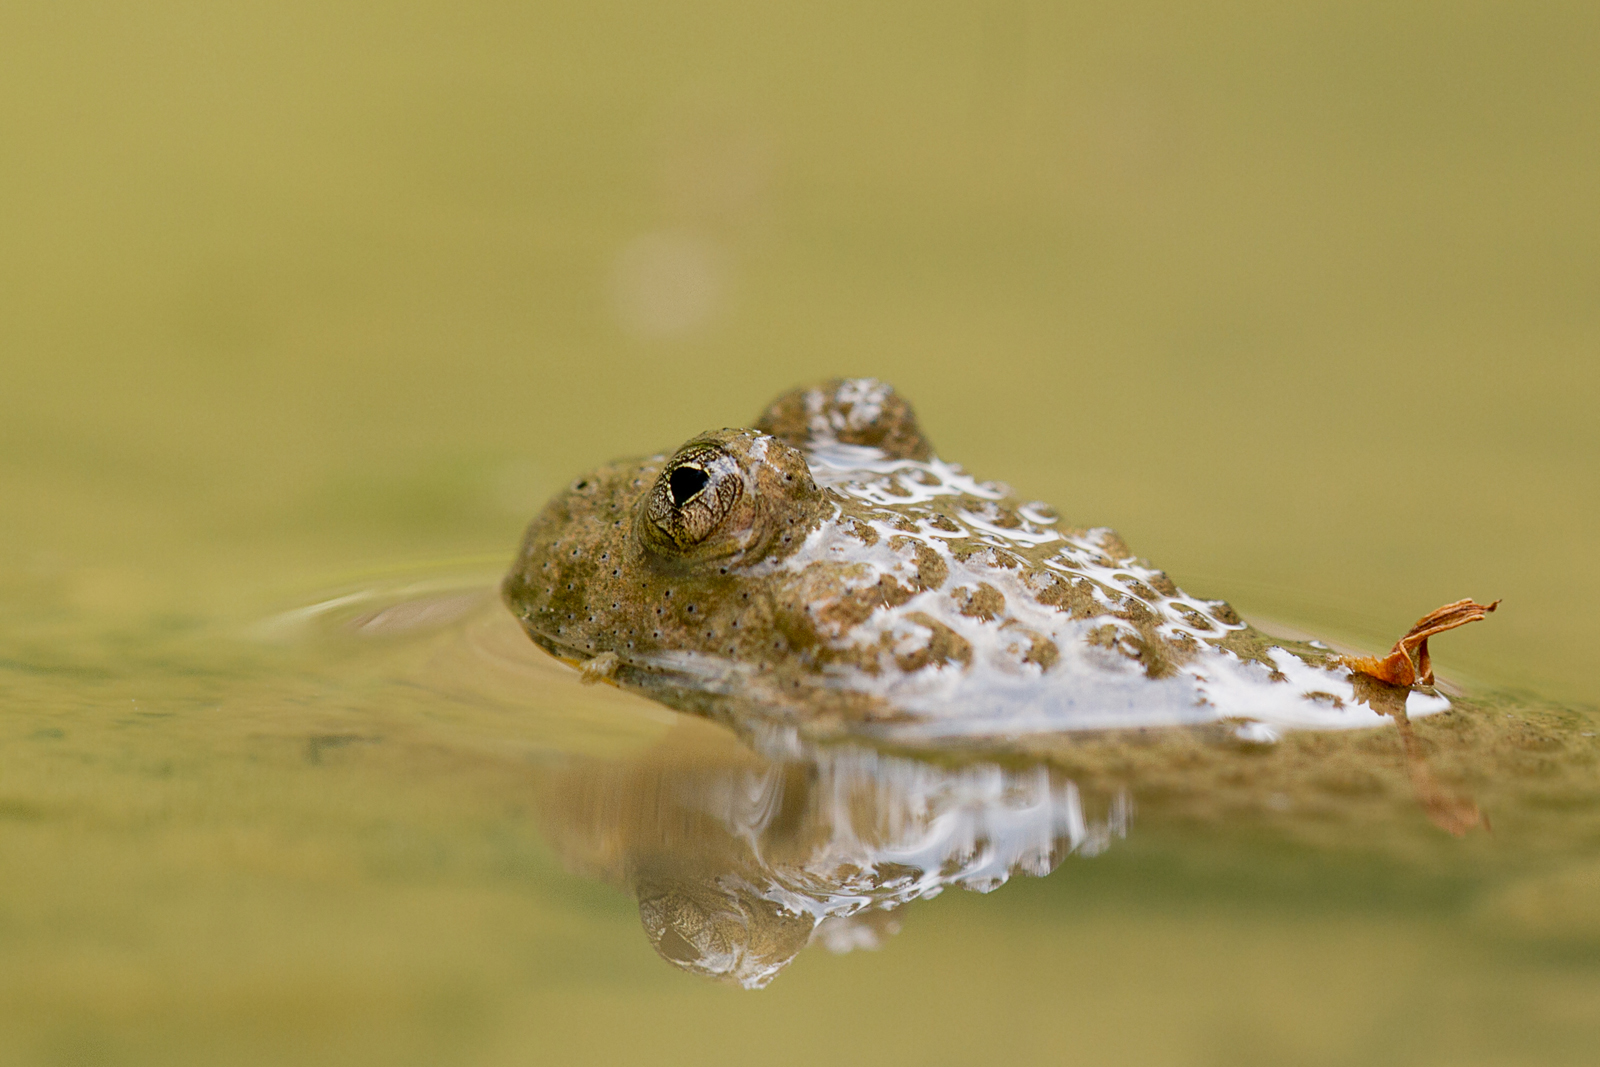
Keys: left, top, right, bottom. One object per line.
{"left": 4, "top": 3, "right": 1599, "bottom": 1064}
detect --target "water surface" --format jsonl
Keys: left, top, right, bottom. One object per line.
{"left": 4, "top": 2, "right": 1599, "bottom": 1064}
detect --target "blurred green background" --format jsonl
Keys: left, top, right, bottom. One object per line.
{"left": 3, "top": 2, "right": 1598, "bottom": 1065}
{"left": 4, "top": 0, "right": 1597, "bottom": 696}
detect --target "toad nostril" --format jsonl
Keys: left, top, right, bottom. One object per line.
{"left": 668, "top": 466, "right": 710, "bottom": 506}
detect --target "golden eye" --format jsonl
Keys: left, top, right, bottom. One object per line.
{"left": 646, "top": 447, "right": 742, "bottom": 549}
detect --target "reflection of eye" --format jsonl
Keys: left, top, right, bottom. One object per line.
{"left": 647, "top": 448, "right": 742, "bottom": 549}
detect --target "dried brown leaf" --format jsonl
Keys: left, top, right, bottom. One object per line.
{"left": 1343, "top": 598, "right": 1500, "bottom": 688}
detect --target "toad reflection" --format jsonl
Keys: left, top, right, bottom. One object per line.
{"left": 533, "top": 725, "right": 1129, "bottom": 988}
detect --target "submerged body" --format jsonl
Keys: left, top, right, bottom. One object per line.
{"left": 504, "top": 379, "right": 1480, "bottom": 742}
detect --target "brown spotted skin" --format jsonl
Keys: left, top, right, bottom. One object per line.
{"left": 504, "top": 379, "right": 1400, "bottom": 740}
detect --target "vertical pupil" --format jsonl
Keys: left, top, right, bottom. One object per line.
{"left": 669, "top": 466, "right": 710, "bottom": 506}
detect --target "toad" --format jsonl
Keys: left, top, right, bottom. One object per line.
{"left": 503, "top": 379, "right": 1494, "bottom": 742}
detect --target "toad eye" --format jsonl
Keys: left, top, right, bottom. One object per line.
{"left": 646, "top": 448, "right": 743, "bottom": 549}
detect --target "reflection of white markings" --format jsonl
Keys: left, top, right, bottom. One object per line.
{"left": 609, "top": 229, "right": 726, "bottom": 338}
{"left": 696, "top": 746, "right": 1133, "bottom": 925}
